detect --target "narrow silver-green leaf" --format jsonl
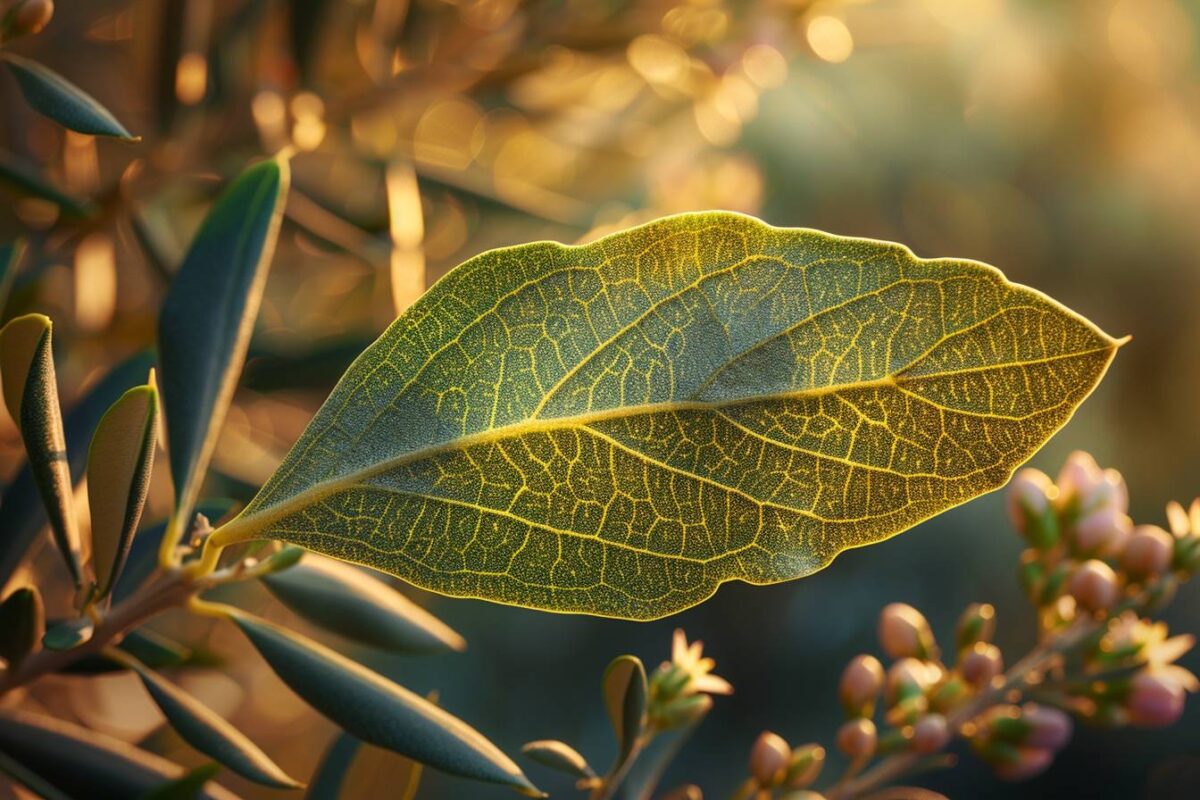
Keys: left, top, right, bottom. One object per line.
{"left": 88, "top": 380, "right": 159, "bottom": 597}
{"left": 262, "top": 553, "right": 466, "bottom": 653}
{"left": 521, "top": 740, "right": 596, "bottom": 780}
{"left": 0, "top": 710, "right": 240, "bottom": 800}
{"left": 157, "top": 155, "right": 289, "bottom": 559}
{"left": 0, "top": 239, "right": 21, "bottom": 318}
{"left": 111, "top": 650, "right": 302, "bottom": 789}
{"left": 43, "top": 617, "right": 93, "bottom": 651}
{"left": 306, "top": 732, "right": 360, "bottom": 800}
{"left": 0, "top": 148, "right": 95, "bottom": 217}
{"left": 210, "top": 212, "right": 1121, "bottom": 620}
{"left": 226, "top": 609, "right": 542, "bottom": 797}
{"left": 0, "top": 586, "right": 43, "bottom": 666}
{"left": 603, "top": 655, "right": 646, "bottom": 764}
{"left": 1, "top": 53, "right": 138, "bottom": 140}
{"left": 0, "top": 313, "right": 84, "bottom": 586}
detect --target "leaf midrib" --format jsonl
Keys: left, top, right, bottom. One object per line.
{"left": 212, "top": 343, "right": 1113, "bottom": 547}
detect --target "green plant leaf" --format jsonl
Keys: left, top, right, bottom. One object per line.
{"left": 1, "top": 350, "right": 155, "bottom": 588}
{"left": 88, "top": 379, "right": 159, "bottom": 598}
{"left": 110, "top": 650, "right": 302, "bottom": 789}
{"left": 0, "top": 239, "right": 21, "bottom": 318}
{"left": 0, "top": 586, "right": 43, "bottom": 667}
{"left": 306, "top": 732, "right": 360, "bottom": 800}
{"left": 65, "top": 628, "right": 195, "bottom": 675}
{"left": 603, "top": 655, "right": 646, "bottom": 765}
{"left": 212, "top": 212, "right": 1122, "bottom": 619}
{"left": 225, "top": 608, "right": 541, "bottom": 797}
{"left": 1, "top": 54, "right": 138, "bottom": 140}
{"left": 0, "top": 710, "right": 239, "bottom": 800}
{"left": 261, "top": 552, "right": 466, "bottom": 654}
{"left": 157, "top": 155, "right": 289, "bottom": 559}
{"left": 140, "top": 763, "right": 223, "bottom": 800}
{"left": 0, "top": 148, "right": 95, "bottom": 217}
{"left": 521, "top": 740, "right": 596, "bottom": 780}
{"left": 0, "top": 748, "right": 74, "bottom": 800}
{"left": 0, "top": 313, "right": 84, "bottom": 586}
{"left": 43, "top": 617, "right": 93, "bottom": 651}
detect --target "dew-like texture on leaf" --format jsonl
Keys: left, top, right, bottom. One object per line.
{"left": 215, "top": 212, "right": 1120, "bottom": 620}
{"left": 2, "top": 55, "right": 137, "bottom": 140}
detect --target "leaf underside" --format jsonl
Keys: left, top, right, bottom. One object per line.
{"left": 215, "top": 212, "right": 1120, "bottom": 620}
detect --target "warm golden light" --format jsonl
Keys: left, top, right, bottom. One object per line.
{"left": 806, "top": 15, "right": 854, "bottom": 64}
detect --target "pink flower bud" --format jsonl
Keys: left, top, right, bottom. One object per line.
{"left": 1068, "top": 559, "right": 1120, "bottom": 613}
{"left": 993, "top": 746, "right": 1054, "bottom": 781}
{"left": 1127, "top": 672, "right": 1187, "bottom": 728}
{"left": 4, "top": 0, "right": 54, "bottom": 38}
{"left": 1071, "top": 507, "right": 1131, "bottom": 556}
{"left": 749, "top": 731, "right": 791, "bottom": 786}
{"left": 839, "top": 655, "right": 884, "bottom": 717}
{"left": 1121, "top": 525, "right": 1174, "bottom": 579}
{"left": 836, "top": 718, "right": 877, "bottom": 759}
{"left": 886, "top": 657, "right": 939, "bottom": 704}
{"left": 879, "top": 603, "right": 938, "bottom": 660}
{"left": 1056, "top": 452, "right": 1102, "bottom": 510}
{"left": 1007, "top": 468, "right": 1053, "bottom": 530}
{"left": 785, "top": 744, "right": 825, "bottom": 789}
{"left": 1021, "top": 703, "right": 1072, "bottom": 751}
{"left": 912, "top": 713, "right": 950, "bottom": 754}
{"left": 961, "top": 642, "right": 1004, "bottom": 689}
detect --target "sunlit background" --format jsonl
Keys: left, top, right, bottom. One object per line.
{"left": 2, "top": 0, "right": 1199, "bottom": 797}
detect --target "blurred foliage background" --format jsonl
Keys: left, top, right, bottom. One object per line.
{"left": 1, "top": 0, "right": 1198, "bottom": 797}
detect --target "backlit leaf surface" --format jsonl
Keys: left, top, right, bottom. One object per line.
{"left": 212, "top": 212, "right": 1121, "bottom": 619}
{"left": 1, "top": 54, "right": 138, "bottom": 140}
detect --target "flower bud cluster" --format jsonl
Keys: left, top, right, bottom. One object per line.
{"left": 970, "top": 703, "right": 1073, "bottom": 781}
{"left": 745, "top": 731, "right": 825, "bottom": 794}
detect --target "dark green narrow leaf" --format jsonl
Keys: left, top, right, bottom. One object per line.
{"left": 0, "top": 239, "right": 22, "bottom": 319}
{"left": 0, "top": 350, "right": 155, "bottom": 587}
{"left": 603, "top": 656, "right": 646, "bottom": 765}
{"left": 87, "top": 380, "right": 160, "bottom": 597}
{"left": 63, "top": 628, "right": 194, "bottom": 675}
{"left": 0, "top": 586, "right": 43, "bottom": 666}
{"left": 612, "top": 725, "right": 695, "bottom": 800}
{"left": 1, "top": 53, "right": 138, "bottom": 140}
{"left": 110, "top": 650, "right": 302, "bottom": 789}
{"left": 141, "top": 763, "right": 223, "bottom": 800}
{"left": 157, "top": 155, "right": 289, "bottom": 559}
{"left": 0, "top": 748, "right": 74, "bottom": 800}
{"left": 0, "top": 148, "right": 96, "bottom": 217}
{"left": 521, "top": 740, "right": 596, "bottom": 780}
{"left": 43, "top": 617, "right": 93, "bottom": 651}
{"left": 0, "top": 314, "right": 84, "bottom": 586}
{"left": 226, "top": 609, "right": 542, "bottom": 797}
{"left": 0, "top": 710, "right": 240, "bottom": 800}
{"left": 305, "top": 732, "right": 361, "bottom": 800}
{"left": 262, "top": 553, "right": 466, "bottom": 654}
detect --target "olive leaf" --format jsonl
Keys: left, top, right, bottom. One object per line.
{"left": 0, "top": 586, "right": 43, "bottom": 667}
{"left": 0, "top": 148, "right": 95, "bottom": 217}
{"left": 521, "top": 740, "right": 597, "bottom": 781}
{"left": 1, "top": 350, "right": 155, "bottom": 588}
{"left": 87, "top": 378, "right": 159, "bottom": 598}
{"left": 306, "top": 732, "right": 361, "bottom": 800}
{"left": 211, "top": 212, "right": 1122, "bottom": 619}
{"left": 0, "top": 314, "right": 84, "bottom": 587}
{"left": 261, "top": 552, "right": 467, "bottom": 653}
{"left": 603, "top": 655, "right": 647, "bottom": 766}
{"left": 43, "top": 617, "right": 93, "bottom": 651}
{"left": 0, "top": 710, "right": 240, "bottom": 800}
{"left": 1, "top": 53, "right": 138, "bottom": 140}
{"left": 64, "top": 628, "right": 193, "bottom": 675}
{"left": 108, "top": 649, "right": 302, "bottom": 789}
{"left": 224, "top": 608, "right": 542, "bottom": 797}
{"left": 158, "top": 155, "right": 289, "bottom": 559}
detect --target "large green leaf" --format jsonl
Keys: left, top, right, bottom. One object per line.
{"left": 210, "top": 212, "right": 1121, "bottom": 620}
{"left": 0, "top": 710, "right": 239, "bottom": 800}
{"left": 226, "top": 609, "right": 541, "bottom": 796}
{"left": 158, "top": 156, "right": 288, "bottom": 556}
{"left": 0, "top": 314, "right": 84, "bottom": 587}
{"left": 1, "top": 54, "right": 138, "bottom": 140}
{"left": 261, "top": 552, "right": 467, "bottom": 653}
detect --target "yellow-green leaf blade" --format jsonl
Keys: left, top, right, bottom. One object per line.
{"left": 87, "top": 381, "right": 159, "bottom": 597}
{"left": 1, "top": 54, "right": 138, "bottom": 140}
{"left": 157, "top": 156, "right": 289, "bottom": 555}
{"left": 0, "top": 314, "right": 84, "bottom": 586}
{"left": 214, "top": 212, "right": 1121, "bottom": 620}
